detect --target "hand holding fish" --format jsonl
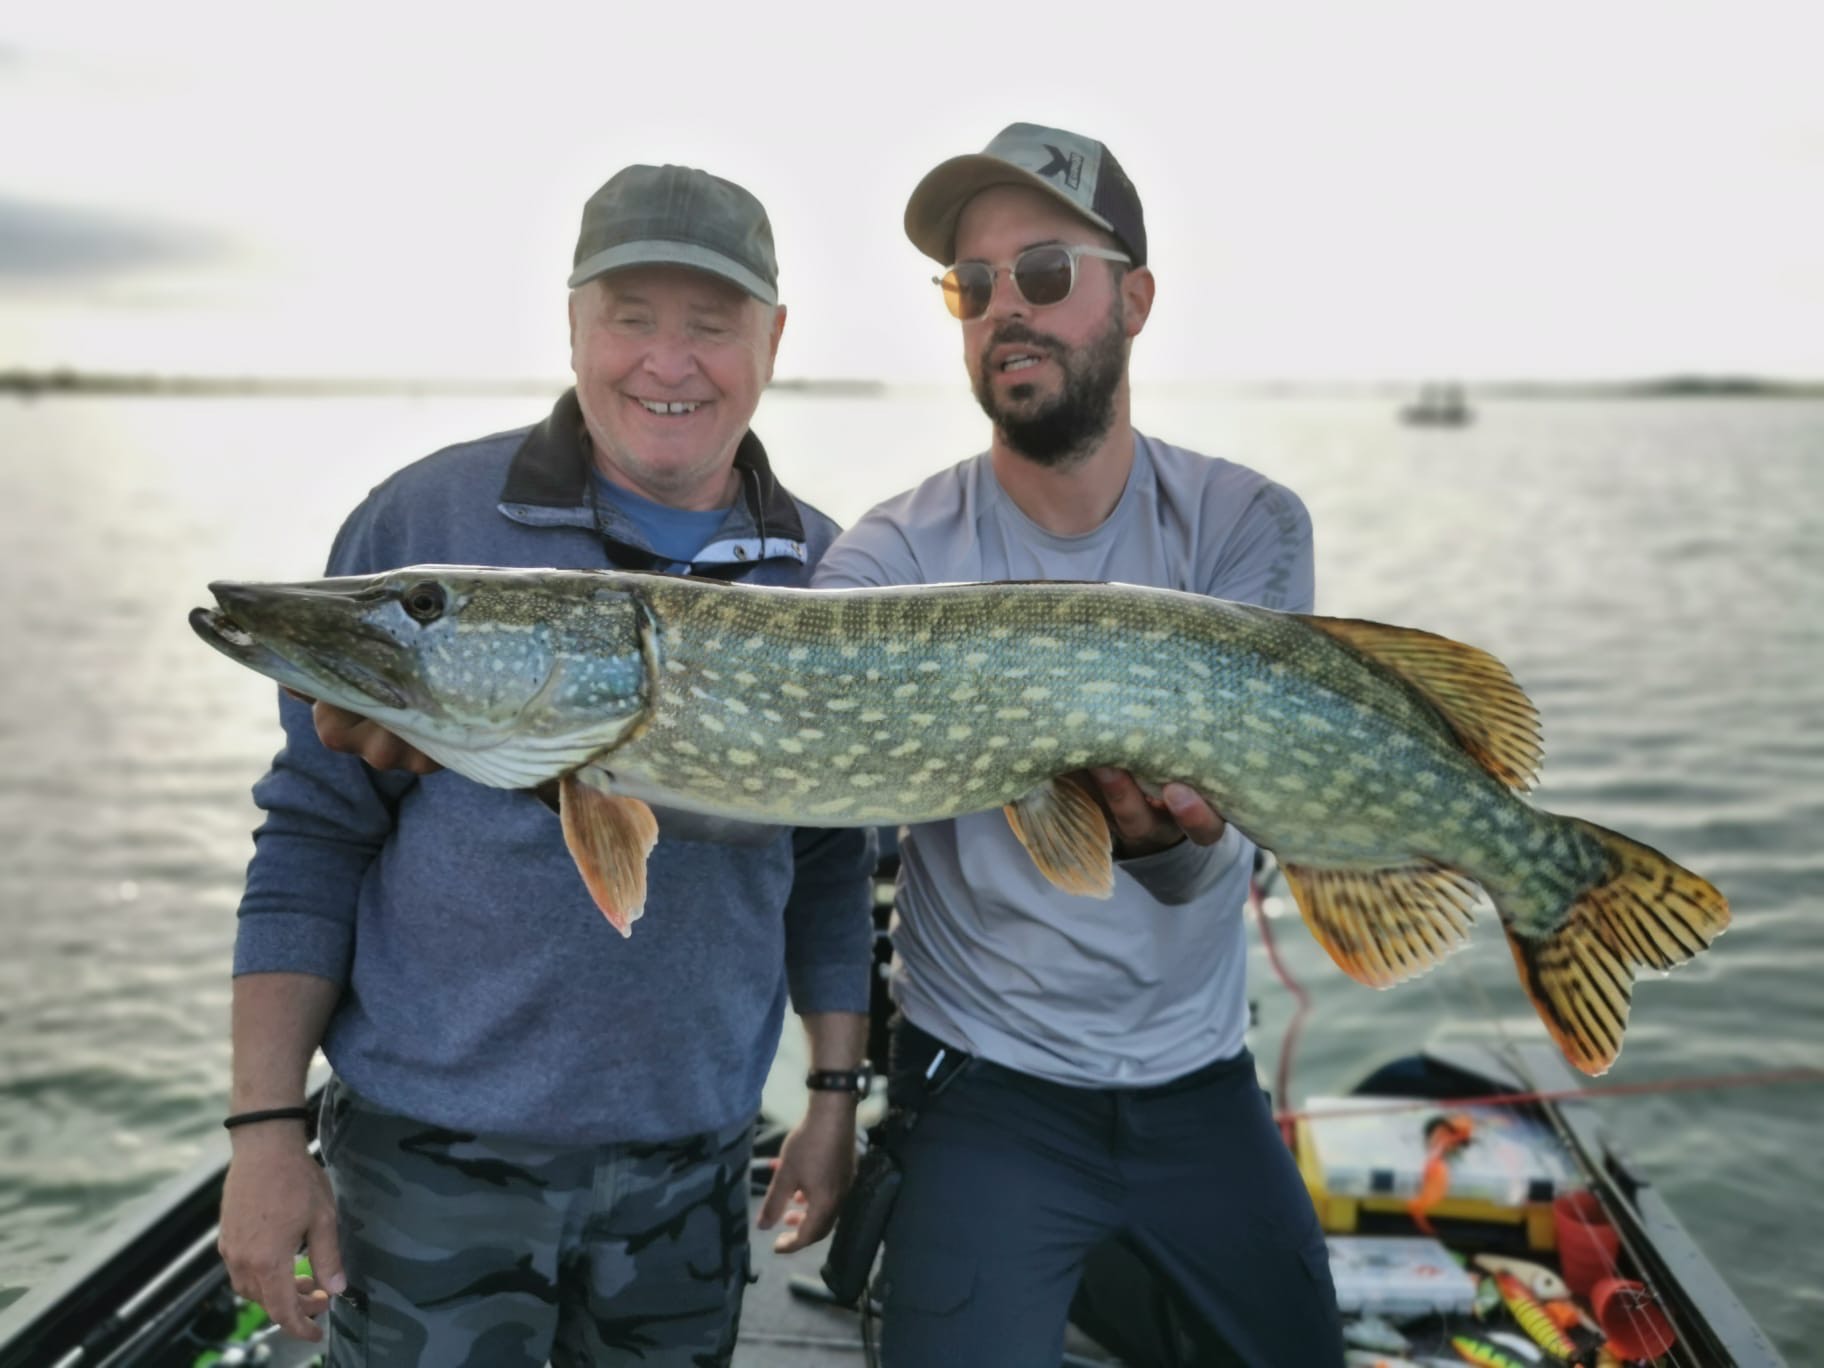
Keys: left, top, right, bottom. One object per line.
{"left": 302, "top": 696, "right": 443, "bottom": 776}
{"left": 1087, "top": 767, "right": 1227, "bottom": 856}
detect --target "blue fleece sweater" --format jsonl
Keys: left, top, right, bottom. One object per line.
{"left": 233, "top": 391, "right": 876, "bottom": 1145}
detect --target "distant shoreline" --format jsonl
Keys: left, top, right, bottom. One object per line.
{"left": 0, "top": 371, "right": 889, "bottom": 399}
{"left": 0, "top": 370, "right": 1819, "bottom": 400}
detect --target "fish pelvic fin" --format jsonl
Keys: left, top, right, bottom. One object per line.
{"left": 1299, "top": 616, "right": 1544, "bottom": 791}
{"left": 1505, "top": 817, "right": 1730, "bottom": 1076}
{"left": 1280, "top": 859, "right": 1479, "bottom": 988}
{"left": 559, "top": 768, "right": 660, "bottom": 937}
{"left": 1003, "top": 776, "right": 1115, "bottom": 899}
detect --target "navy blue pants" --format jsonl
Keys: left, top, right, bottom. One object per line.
{"left": 877, "top": 1021, "right": 1342, "bottom": 1368}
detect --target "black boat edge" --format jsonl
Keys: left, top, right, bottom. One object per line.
{"left": 0, "top": 1060, "right": 337, "bottom": 1368}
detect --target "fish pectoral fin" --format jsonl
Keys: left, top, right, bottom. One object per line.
{"left": 1004, "top": 776, "right": 1114, "bottom": 899}
{"left": 558, "top": 768, "right": 660, "bottom": 938}
{"left": 1503, "top": 816, "right": 1730, "bottom": 1076}
{"left": 1297, "top": 615, "right": 1544, "bottom": 791}
{"left": 1279, "top": 860, "right": 1480, "bottom": 988}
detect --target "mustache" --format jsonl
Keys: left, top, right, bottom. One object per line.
{"left": 985, "top": 323, "right": 1067, "bottom": 355}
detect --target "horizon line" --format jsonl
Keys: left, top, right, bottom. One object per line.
{"left": 2, "top": 368, "right": 1822, "bottom": 399}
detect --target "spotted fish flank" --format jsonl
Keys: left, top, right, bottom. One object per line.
{"left": 192, "top": 567, "right": 1731, "bottom": 1076}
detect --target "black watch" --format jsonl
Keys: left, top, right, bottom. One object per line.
{"left": 805, "top": 1065, "right": 873, "bottom": 1097}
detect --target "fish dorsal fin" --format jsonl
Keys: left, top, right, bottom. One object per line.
{"left": 559, "top": 767, "right": 660, "bottom": 937}
{"left": 1298, "top": 615, "right": 1544, "bottom": 791}
{"left": 1003, "top": 776, "right": 1114, "bottom": 899}
{"left": 1279, "top": 860, "right": 1480, "bottom": 988}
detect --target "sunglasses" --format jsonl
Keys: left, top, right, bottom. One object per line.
{"left": 934, "top": 243, "right": 1132, "bottom": 321}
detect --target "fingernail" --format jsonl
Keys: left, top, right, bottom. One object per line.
{"left": 327, "top": 1272, "right": 348, "bottom": 1295}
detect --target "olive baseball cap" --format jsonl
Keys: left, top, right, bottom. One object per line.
{"left": 904, "top": 122, "right": 1147, "bottom": 267}
{"left": 567, "top": 164, "right": 779, "bottom": 305}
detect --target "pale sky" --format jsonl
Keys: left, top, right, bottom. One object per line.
{"left": 3, "top": 0, "right": 1821, "bottom": 384}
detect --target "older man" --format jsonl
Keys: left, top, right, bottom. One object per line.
{"left": 216, "top": 164, "right": 875, "bottom": 1366}
{"left": 814, "top": 124, "right": 1344, "bottom": 1366}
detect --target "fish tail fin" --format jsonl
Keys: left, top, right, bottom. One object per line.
{"left": 1503, "top": 817, "right": 1729, "bottom": 1076}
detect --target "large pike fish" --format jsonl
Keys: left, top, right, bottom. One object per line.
{"left": 191, "top": 566, "right": 1729, "bottom": 1075}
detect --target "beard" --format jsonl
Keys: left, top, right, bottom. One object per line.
{"left": 971, "top": 301, "right": 1127, "bottom": 469}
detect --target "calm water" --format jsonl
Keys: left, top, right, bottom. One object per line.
{"left": 0, "top": 390, "right": 1819, "bottom": 1355}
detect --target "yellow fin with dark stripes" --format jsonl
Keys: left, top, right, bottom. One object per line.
{"left": 1280, "top": 860, "right": 1480, "bottom": 987}
{"left": 560, "top": 768, "right": 660, "bottom": 938}
{"left": 1505, "top": 818, "right": 1731, "bottom": 1075}
{"left": 1299, "top": 615, "right": 1544, "bottom": 791}
{"left": 1004, "top": 776, "right": 1115, "bottom": 899}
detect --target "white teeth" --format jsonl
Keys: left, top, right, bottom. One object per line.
{"left": 1003, "top": 355, "right": 1041, "bottom": 373}
{"left": 637, "top": 399, "right": 702, "bottom": 415}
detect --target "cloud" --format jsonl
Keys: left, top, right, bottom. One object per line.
{"left": 0, "top": 193, "right": 225, "bottom": 285}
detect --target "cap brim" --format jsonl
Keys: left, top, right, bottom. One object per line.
{"left": 903, "top": 154, "right": 1117, "bottom": 264}
{"left": 567, "top": 239, "right": 777, "bottom": 305}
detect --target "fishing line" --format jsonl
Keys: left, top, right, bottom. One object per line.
{"left": 1271, "top": 1065, "right": 1824, "bottom": 1125}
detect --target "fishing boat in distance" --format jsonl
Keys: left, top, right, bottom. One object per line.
{"left": 0, "top": 860, "right": 1786, "bottom": 1368}
{"left": 1402, "top": 381, "right": 1475, "bottom": 427}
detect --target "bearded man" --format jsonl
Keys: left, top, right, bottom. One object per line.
{"left": 813, "top": 123, "right": 1344, "bottom": 1367}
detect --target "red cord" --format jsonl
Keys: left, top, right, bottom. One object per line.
{"left": 1249, "top": 882, "right": 1309, "bottom": 1147}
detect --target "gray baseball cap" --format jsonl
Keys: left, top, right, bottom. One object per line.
{"left": 904, "top": 122, "right": 1147, "bottom": 268}
{"left": 568, "top": 164, "right": 779, "bottom": 304}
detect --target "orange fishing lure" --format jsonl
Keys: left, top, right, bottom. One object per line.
{"left": 1408, "top": 1111, "right": 1475, "bottom": 1234}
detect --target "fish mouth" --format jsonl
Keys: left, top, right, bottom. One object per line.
{"left": 189, "top": 605, "right": 270, "bottom": 664}
{"left": 188, "top": 601, "right": 410, "bottom": 710}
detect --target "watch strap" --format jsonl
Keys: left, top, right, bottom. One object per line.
{"left": 805, "top": 1066, "right": 873, "bottom": 1096}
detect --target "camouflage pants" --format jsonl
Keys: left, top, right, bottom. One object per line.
{"left": 317, "top": 1076, "right": 753, "bottom": 1367}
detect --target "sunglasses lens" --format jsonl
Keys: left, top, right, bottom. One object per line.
{"left": 940, "top": 265, "right": 994, "bottom": 320}
{"left": 1012, "top": 246, "right": 1075, "bottom": 307}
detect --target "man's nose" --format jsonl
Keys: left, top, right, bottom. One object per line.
{"left": 980, "top": 266, "right": 1027, "bottom": 322}
{"left": 641, "top": 329, "right": 700, "bottom": 383}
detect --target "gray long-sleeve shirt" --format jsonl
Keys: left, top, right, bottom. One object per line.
{"left": 234, "top": 392, "right": 876, "bottom": 1145}
{"left": 813, "top": 432, "right": 1314, "bottom": 1087}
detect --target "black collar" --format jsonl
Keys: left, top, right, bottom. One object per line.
{"left": 499, "top": 388, "right": 805, "bottom": 544}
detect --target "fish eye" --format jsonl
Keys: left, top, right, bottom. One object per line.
{"left": 402, "top": 582, "right": 446, "bottom": 622}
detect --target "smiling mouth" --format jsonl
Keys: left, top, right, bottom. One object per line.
{"left": 632, "top": 398, "right": 706, "bottom": 416}
{"left": 999, "top": 353, "right": 1045, "bottom": 374}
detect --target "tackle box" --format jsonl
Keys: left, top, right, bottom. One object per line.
{"left": 1296, "top": 1096, "right": 1574, "bottom": 1250}
{"left": 1326, "top": 1235, "right": 1480, "bottom": 1318}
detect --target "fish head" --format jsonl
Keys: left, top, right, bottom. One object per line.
{"left": 191, "top": 565, "right": 655, "bottom": 787}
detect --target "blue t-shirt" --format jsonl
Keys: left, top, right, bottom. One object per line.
{"left": 594, "top": 473, "right": 732, "bottom": 570}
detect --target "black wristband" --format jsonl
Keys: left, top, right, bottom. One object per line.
{"left": 222, "top": 1106, "right": 313, "bottom": 1131}
{"left": 805, "top": 1067, "right": 873, "bottom": 1097}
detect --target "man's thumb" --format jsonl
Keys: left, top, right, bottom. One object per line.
{"left": 306, "top": 1206, "right": 348, "bottom": 1296}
